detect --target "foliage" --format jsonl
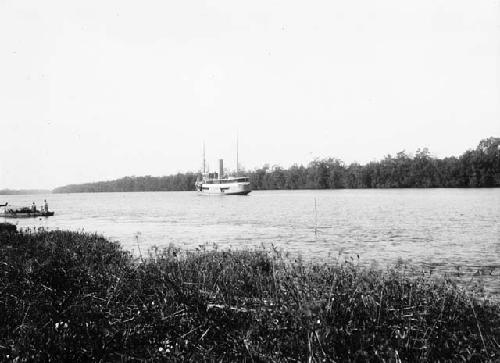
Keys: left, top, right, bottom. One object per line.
{"left": 52, "top": 137, "right": 500, "bottom": 193}
{"left": 53, "top": 173, "right": 198, "bottom": 193}
{"left": 1, "top": 229, "right": 499, "bottom": 361}
{"left": 249, "top": 138, "right": 500, "bottom": 190}
{"left": 0, "top": 223, "right": 16, "bottom": 233}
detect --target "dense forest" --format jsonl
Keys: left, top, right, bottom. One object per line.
{"left": 52, "top": 173, "right": 199, "bottom": 193}
{"left": 53, "top": 137, "right": 500, "bottom": 193}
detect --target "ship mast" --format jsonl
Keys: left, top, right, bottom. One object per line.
{"left": 203, "top": 141, "right": 206, "bottom": 174}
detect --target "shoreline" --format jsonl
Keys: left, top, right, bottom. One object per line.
{"left": 1, "top": 227, "right": 499, "bottom": 361}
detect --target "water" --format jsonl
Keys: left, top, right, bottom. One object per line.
{"left": 3, "top": 189, "right": 500, "bottom": 296}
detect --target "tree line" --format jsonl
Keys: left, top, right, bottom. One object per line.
{"left": 52, "top": 137, "right": 500, "bottom": 193}
{"left": 53, "top": 174, "right": 198, "bottom": 193}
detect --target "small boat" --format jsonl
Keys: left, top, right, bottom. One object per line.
{"left": 1, "top": 204, "right": 55, "bottom": 218}
{"left": 2, "top": 210, "right": 55, "bottom": 218}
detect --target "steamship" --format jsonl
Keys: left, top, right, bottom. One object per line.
{"left": 195, "top": 158, "right": 251, "bottom": 195}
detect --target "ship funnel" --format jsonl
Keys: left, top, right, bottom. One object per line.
{"left": 219, "top": 159, "right": 224, "bottom": 179}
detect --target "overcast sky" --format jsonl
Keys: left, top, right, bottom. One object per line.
{"left": 0, "top": 0, "right": 499, "bottom": 189}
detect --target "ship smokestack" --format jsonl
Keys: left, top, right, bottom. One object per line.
{"left": 219, "top": 159, "right": 224, "bottom": 179}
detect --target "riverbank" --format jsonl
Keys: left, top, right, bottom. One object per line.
{"left": 1, "top": 229, "right": 499, "bottom": 361}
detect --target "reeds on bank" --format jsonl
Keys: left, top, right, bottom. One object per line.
{"left": 1, "top": 229, "right": 499, "bottom": 362}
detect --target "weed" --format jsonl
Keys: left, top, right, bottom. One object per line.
{"left": 1, "top": 230, "right": 499, "bottom": 361}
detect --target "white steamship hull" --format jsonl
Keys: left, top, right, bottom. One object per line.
{"left": 197, "top": 181, "right": 251, "bottom": 195}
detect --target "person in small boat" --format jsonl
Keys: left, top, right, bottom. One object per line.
{"left": 44, "top": 200, "right": 48, "bottom": 213}
{"left": 32, "top": 202, "right": 36, "bottom": 212}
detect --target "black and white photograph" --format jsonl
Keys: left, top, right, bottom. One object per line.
{"left": 1, "top": 0, "right": 499, "bottom": 361}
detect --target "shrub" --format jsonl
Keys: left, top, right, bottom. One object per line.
{"left": 1, "top": 230, "right": 499, "bottom": 361}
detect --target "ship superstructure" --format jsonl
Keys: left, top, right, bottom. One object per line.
{"left": 195, "top": 158, "right": 251, "bottom": 195}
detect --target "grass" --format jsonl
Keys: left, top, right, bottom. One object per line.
{"left": 1, "top": 228, "right": 499, "bottom": 362}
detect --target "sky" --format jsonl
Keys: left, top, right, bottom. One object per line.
{"left": 0, "top": 0, "right": 499, "bottom": 189}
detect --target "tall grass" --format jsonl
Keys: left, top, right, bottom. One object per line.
{"left": 1, "top": 229, "right": 499, "bottom": 361}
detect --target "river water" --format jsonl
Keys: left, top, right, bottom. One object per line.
{"left": 3, "top": 189, "right": 500, "bottom": 297}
